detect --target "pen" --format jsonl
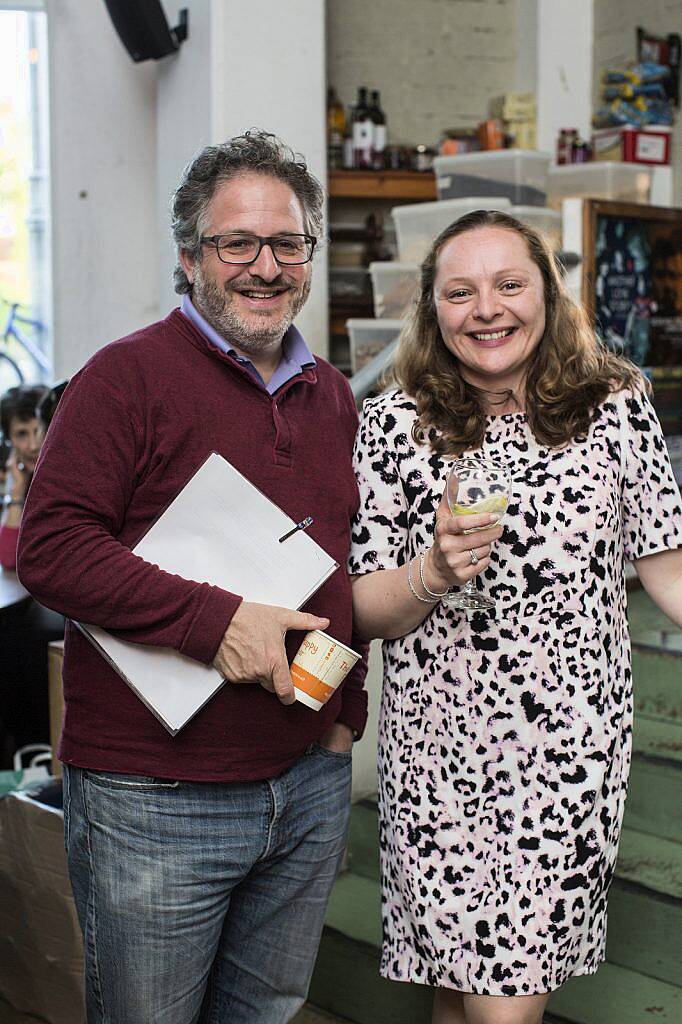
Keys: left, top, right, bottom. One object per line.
{"left": 278, "top": 516, "right": 314, "bottom": 543}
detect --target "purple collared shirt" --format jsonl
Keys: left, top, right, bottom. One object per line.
{"left": 180, "top": 294, "right": 316, "bottom": 394}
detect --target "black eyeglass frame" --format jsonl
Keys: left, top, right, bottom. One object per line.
{"left": 199, "top": 232, "right": 317, "bottom": 266}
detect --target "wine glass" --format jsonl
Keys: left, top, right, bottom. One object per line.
{"left": 442, "top": 457, "right": 511, "bottom": 612}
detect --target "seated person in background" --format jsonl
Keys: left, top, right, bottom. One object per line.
{"left": 0, "top": 383, "right": 48, "bottom": 571}
{"left": 0, "top": 381, "right": 66, "bottom": 765}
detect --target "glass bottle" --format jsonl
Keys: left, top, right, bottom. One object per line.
{"left": 369, "top": 89, "right": 387, "bottom": 170}
{"left": 343, "top": 106, "right": 355, "bottom": 169}
{"left": 327, "top": 86, "right": 345, "bottom": 171}
{"left": 352, "top": 86, "right": 373, "bottom": 169}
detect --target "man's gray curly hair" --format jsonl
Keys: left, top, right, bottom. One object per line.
{"left": 171, "top": 129, "right": 324, "bottom": 295}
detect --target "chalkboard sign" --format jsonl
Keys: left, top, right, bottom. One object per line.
{"left": 583, "top": 199, "right": 682, "bottom": 442}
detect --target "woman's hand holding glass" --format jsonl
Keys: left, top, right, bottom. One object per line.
{"left": 441, "top": 458, "right": 510, "bottom": 610}
{"left": 422, "top": 488, "right": 503, "bottom": 597}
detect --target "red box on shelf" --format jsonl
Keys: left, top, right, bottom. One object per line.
{"left": 592, "top": 125, "right": 671, "bottom": 165}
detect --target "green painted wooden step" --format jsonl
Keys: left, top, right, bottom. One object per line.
{"left": 309, "top": 872, "right": 682, "bottom": 1024}
{"left": 308, "top": 873, "right": 431, "bottom": 1023}
{"left": 626, "top": 715, "right": 682, "bottom": 843}
{"left": 546, "top": 961, "right": 682, "bottom": 1023}
{"left": 628, "top": 587, "right": 682, "bottom": 725}
{"left": 606, "top": 827, "right": 682, "bottom": 985}
{"left": 631, "top": 644, "right": 682, "bottom": 724}
{"left": 346, "top": 799, "right": 379, "bottom": 882}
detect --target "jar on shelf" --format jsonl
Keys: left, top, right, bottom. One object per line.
{"left": 412, "top": 144, "right": 436, "bottom": 172}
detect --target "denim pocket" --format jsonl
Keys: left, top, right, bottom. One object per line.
{"left": 311, "top": 742, "right": 353, "bottom": 762}
{"left": 84, "top": 770, "right": 180, "bottom": 791}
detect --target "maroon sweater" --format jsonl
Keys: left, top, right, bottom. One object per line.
{"left": 17, "top": 310, "right": 368, "bottom": 781}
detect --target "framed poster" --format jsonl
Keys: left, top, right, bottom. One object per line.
{"left": 582, "top": 199, "right": 682, "bottom": 454}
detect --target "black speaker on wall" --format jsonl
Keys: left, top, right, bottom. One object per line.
{"left": 103, "top": 0, "right": 188, "bottom": 62}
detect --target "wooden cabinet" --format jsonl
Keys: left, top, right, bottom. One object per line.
{"left": 329, "top": 170, "right": 437, "bottom": 202}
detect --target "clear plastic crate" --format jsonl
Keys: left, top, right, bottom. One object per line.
{"left": 546, "top": 162, "right": 652, "bottom": 208}
{"left": 392, "top": 196, "right": 512, "bottom": 263}
{"left": 508, "top": 206, "right": 562, "bottom": 247}
{"left": 433, "top": 150, "right": 552, "bottom": 206}
{"left": 346, "top": 318, "right": 404, "bottom": 375}
{"left": 369, "top": 262, "right": 419, "bottom": 319}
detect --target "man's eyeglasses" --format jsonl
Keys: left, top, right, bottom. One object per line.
{"left": 200, "top": 232, "right": 317, "bottom": 266}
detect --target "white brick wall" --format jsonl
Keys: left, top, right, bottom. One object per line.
{"left": 593, "top": 0, "right": 682, "bottom": 205}
{"left": 327, "top": 0, "right": 520, "bottom": 147}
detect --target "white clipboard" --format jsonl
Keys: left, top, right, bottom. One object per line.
{"left": 80, "top": 453, "right": 339, "bottom": 734}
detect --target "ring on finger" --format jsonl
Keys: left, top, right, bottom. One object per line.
{"left": 468, "top": 548, "right": 479, "bottom": 565}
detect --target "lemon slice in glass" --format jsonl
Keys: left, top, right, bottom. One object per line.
{"left": 451, "top": 495, "right": 508, "bottom": 516}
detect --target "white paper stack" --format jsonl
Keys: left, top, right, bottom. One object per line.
{"left": 81, "top": 453, "right": 338, "bottom": 734}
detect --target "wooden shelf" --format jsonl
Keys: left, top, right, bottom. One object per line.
{"left": 329, "top": 170, "right": 436, "bottom": 201}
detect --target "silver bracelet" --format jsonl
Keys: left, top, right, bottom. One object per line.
{"left": 418, "top": 551, "right": 449, "bottom": 599}
{"left": 407, "top": 555, "right": 439, "bottom": 604}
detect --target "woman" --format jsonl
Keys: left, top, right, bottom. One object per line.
{"left": 349, "top": 210, "right": 682, "bottom": 1024}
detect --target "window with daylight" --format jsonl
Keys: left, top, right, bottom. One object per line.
{"left": 0, "top": 2, "right": 51, "bottom": 392}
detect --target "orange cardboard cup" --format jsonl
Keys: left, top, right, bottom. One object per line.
{"left": 291, "top": 630, "right": 360, "bottom": 711}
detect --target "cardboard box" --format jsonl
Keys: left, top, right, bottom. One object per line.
{"left": 506, "top": 120, "right": 537, "bottom": 150}
{"left": 489, "top": 92, "right": 536, "bottom": 121}
{"left": 0, "top": 792, "right": 84, "bottom": 1024}
{"left": 47, "top": 641, "right": 64, "bottom": 779}
{"left": 592, "top": 125, "right": 672, "bottom": 165}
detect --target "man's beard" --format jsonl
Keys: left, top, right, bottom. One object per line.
{"left": 191, "top": 265, "right": 311, "bottom": 358}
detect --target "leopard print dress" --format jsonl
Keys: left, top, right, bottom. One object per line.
{"left": 349, "top": 386, "right": 682, "bottom": 995}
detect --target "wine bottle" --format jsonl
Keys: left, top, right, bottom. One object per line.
{"left": 343, "top": 106, "right": 355, "bottom": 169}
{"left": 369, "top": 89, "right": 387, "bottom": 170}
{"left": 352, "top": 86, "right": 373, "bottom": 169}
{"left": 327, "top": 86, "right": 345, "bottom": 171}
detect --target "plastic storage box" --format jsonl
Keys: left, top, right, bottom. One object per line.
{"left": 433, "top": 150, "right": 552, "bottom": 206}
{"left": 508, "top": 206, "right": 562, "bottom": 247}
{"left": 546, "top": 162, "right": 652, "bottom": 208}
{"left": 346, "top": 318, "right": 404, "bottom": 375}
{"left": 392, "top": 196, "right": 512, "bottom": 263}
{"left": 369, "top": 262, "right": 420, "bottom": 319}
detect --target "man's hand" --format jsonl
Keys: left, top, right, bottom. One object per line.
{"left": 318, "top": 722, "right": 354, "bottom": 753}
{"left": 213, "top": 601, "right": 329, "bottom": 705}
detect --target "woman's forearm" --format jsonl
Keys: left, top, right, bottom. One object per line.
{"left": 635, "top": 547, "right": 682, "bottom": 628}
{"left": 351, "top": 504, "right": 503, "bottom": 641}
{"left": 351, "top": 560, "right": 442, "bottom": 641}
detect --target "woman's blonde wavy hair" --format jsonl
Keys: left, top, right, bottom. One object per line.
{"left": 390, "top": 209, "right": 646, "bottom": 457}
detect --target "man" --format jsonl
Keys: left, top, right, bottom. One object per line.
{"left": 18, "top": 131, "right": 368, "bottom": 1024}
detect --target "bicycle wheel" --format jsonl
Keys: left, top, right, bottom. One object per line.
{"left": 0, "top": 350, "right": 24, "bottom": 391}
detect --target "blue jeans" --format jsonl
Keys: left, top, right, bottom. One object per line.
{"left": 63, "top": 744, "right": 352, "bottom": 1024}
